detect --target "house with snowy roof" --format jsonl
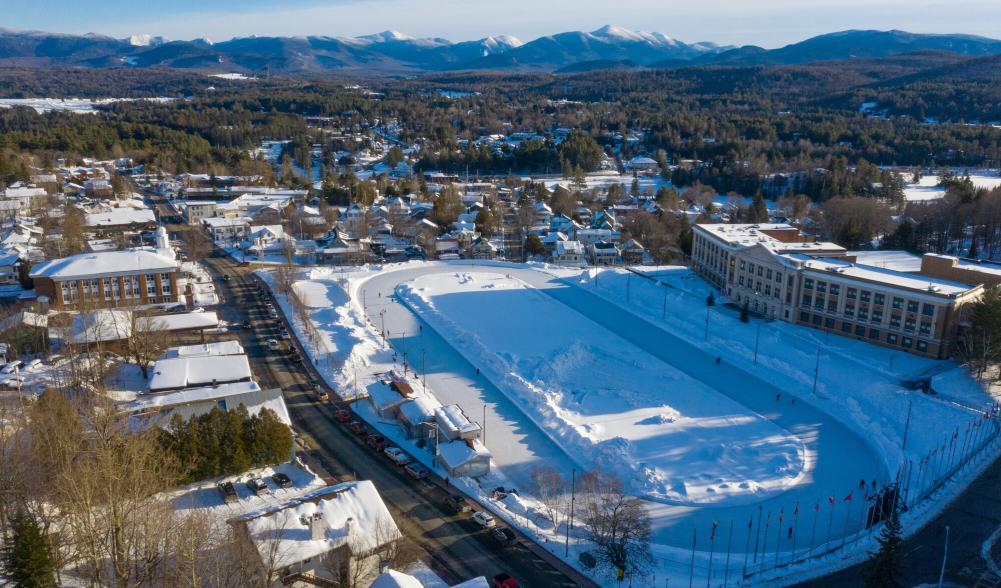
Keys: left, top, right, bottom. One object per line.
{"left": 552, "top": 240, "right": 586, "bottom": 267}
{"left": 233, "top": 481, "right": 400, "bottom": 588}
{"left": 434, "top": 404, "right": 481, "bottom": 442}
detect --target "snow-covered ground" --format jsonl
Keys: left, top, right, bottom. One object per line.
{"left": 262, "top": 260, "right": 1000, "bottom": 586}
{"left": 904, "top": 171, "right": 1001, "bottom": 201}
{"left": 0, "top": 97, "right": 175, "bottom": 114}
{"left": 397, "top": 271, "right": 806, "bottom": 506}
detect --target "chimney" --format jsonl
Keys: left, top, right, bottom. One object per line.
{"left": 344, "top": 516, "right": 355, "bottom": 538}
{"left": 310, "top": 511, "right": 326, "bottom": 541}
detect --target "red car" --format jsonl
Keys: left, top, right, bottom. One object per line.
{"left": 366, "top": 434, "right": 389, "bottom": 450}
{"left": 348, "top": 421, "right": 366, "bottom": 435}
{"left": 491, "top": 573, "right": 521, "bottom": 588}
{"left": 334, "top": 409, "right": 352, "bottom": 422}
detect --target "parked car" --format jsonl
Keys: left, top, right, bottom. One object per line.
{"left": 383, "top": 447, "right": 411, "bottom": 465}
{"left": 217, "top": 481, "right": 239, "bottom": 504}
{"left": 266, "top": 339, "right": 280, "bottom": 351}
{"left": 491, "top": 526, "right": 517, "bottom": 546}
{"left": 24, "top": 358, "right": 43, "bottom": 372}
{"left": 314, "top": 385, "right": 329, "bottom": 402}
{"left": 472, "top": 511, "right": 496, "bottom": 529}
{"left": 404, "top": 463, "right": 429, "bottom": 480}
{"left": 267, "top": 307, "right": 278, "bottom": 318}
{"left": 290, "top": 354, "right": 302, "bottom": 364}
{"left": 271, "top": 472, "right": 293, "bottom": 488}
{"left": 366, "top": 434, "right": 389, "bottom": 450}
{"left": 334, "top": 409, "right": 352, "bottom": 422}
{"left": 242, "top": 319, "right": 253, "bottom": 329}
{"left": 445, "top": 495, "right": 471, "bottom": 515}
{"left": 1, "top": 360, "right": 23, "bottom": 374}
{"left": 490, "top": 573, "right": 521, "bottom": 588}
{"left": 246, "top": 477, "right": 270, "bottom": 496}
{"left": 348, "top": 421, "right": 366, "bottom": 435}
{"left": 222, "top": 274, "right": 231, "bottom": 281}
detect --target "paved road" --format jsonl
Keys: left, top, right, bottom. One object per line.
{"left": 199, "top": 253, "right": 588, "bottom": 588}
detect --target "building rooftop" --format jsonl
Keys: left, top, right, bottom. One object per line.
{"left": 31, "top": 249, "right": 177, "bottom": 280}
{"left": 148, "top": 354, "right": 252, "bottom": 391}
{"left": 795, "top": 256, "right": 978, "bottom": 297}
{"left": 848, "top": 250, "right": 923, "bottom": 272}
{"left": 696, "top": 223, "right": 845, "bottom": 254}
{"left": 240, "top": 480, "right": 400, "bottom": 571}
{"left": 85, "top": 208, "right": 156, "bottom": 227}
{"left": 161, "top": 339, "right": 244, "bottom": 359}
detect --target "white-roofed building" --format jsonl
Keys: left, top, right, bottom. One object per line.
{"left": 438, "top": 439, "right": 491, "bottom": 478}
{"left": 552, "top": 240, "right": 586, "bottom": 267}
{"left": 234, "top": 480, "right": 400, "bottom": 587}
{"left": 161, "top": 339, "right": 244, "bottom": 359}
{"left": 31, "top": 248, "right": 179, "bottom": 309}
{"left": 84, "top": 208, "right": 157, "bottom": 234}
{"left": 148, "top": 354, "right": 253, "bottom": 392}
{"left": 434, "top": 404, "right": 481, "bottom": 442}
{"left": 203, "top": 216, "right": 251, "bottom": 244}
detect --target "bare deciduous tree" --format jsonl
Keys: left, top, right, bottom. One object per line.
{"left": 577, "top": 470, "right": 652, "bottom": 577}
{"left": 531, "top": 465, "right": 568, "bottom": 531}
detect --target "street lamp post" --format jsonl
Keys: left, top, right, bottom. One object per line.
{"left": 754, "top": 321, "right": 761, "bottom": 366}
{"left": 565, "top": 467, "right": 576, "bottom": 557}
{"left": 704, "top": 305, "right": 711, "bottom": 341}
{"left": 812, "top": 348, "right": 821, "bottom": 396}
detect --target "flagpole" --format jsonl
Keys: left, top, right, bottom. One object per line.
{"left": 773, "top": 508, "right": 783, "bottom": 569}
{"left": 707, "top": 521, "right": 718, "bottom": 588}
{"left": 826, "top": 498, "right": 836, "bottom": 551}
{"left": 753, "top": 505, "right": 763, "bottom": 563}
{"left": 723, "top": 520, "right": 734, "bottom": 587}
{"left": 742, "top": 516, "right": 753, "bottom": 578}
{"left": 809, "top": 501, "right": 820, "bottom": 558}
{"left": 760, "top": 512, "right": 770, "bottom": 574}
{"left": 840, "top": 493, "right": 853, "bottom": 549}
{"left": 791, "top": 503, "right": 800, "bottom": 564}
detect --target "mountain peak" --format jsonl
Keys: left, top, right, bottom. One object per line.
{"left": 359, "top": 30, "right": 414, "bottom": 43}
{"left": 126, "top": 34, "right": 167, "bottom": 47}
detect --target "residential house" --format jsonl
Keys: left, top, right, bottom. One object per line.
{"left": 620, "top": 239, "right": 646, "bottom": 265}
{"left": 85, "top": 208, "right": 157, "bottom": 236}
{"left": 203, "top": 217, "right": 252, "bottom": 244}
{"left": 233, "top": 481, "right": 400, "bottom": 588}
{"left": 182, "top": 201, "right": 218, "bottom": 225}
{"left": 552, "top": 240, "right": 586, "bottom": 267}
{"left": 590, "top": 241, "right": 620, "bottom": 265}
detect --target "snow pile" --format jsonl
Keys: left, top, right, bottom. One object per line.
{"left": 397, "top": 271, "right": 807, "bottom": 505}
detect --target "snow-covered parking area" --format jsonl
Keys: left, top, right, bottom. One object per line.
{"left": 264, "top": 260, "right": 1000, "bottom": 586}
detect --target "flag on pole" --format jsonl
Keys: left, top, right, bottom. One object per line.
{"left": 778, "top": 508, "right": 784, "bottom": 523}
{"left": 814, "top": 501, "right": 820, "bottom": 512}
{"left": 828, "top": 496, "right": 835, "bottom": 506}
{"left": 711, "top": 520, "right": 718, "bottom": 540}
{"left": 843, "top": 492, "right": 852, "bottom": 502}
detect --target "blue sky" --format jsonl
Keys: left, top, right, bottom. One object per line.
{"left": 7, "top": 0, "right": 1001, "bottom": 46}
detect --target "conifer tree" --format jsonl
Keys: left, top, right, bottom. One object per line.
{"left": 3, "top": 511, "right": 56, "bottom": 588}
{"left": 862, "top": 506, "right": 903, "bottom": 588}
{"left": 748, "top": 191, "right": 769, "bottom": 223}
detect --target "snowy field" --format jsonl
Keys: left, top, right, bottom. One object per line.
{"left": 904, "top": 171, "right": 1001, "bottom": 201}
{"left": 0, "top": 97, "right": 175, "bottom": 114}
{"left": 263, "top": 261, "right": 1000, "bottom": 586}
{"left": 398, "top": 271, "right": 806, "bottom": 506}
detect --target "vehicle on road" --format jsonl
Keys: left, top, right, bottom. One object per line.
{"left": 404, "top": 463, "right": 429, "bottom": 480}
{"left": 246, "top": 477, "right": 270, "bottom": 496}
{"left": 366, "top": 434, "right": 389, "bottom": 450}
{"left": 242, "top": 319, "right": 252, "bottom": 329}
{"left": 314, "top": 385, "right": 329, "bottom": 402}
{"left": 271, "top": 472, "right": 293, "bottom": 488}
{"left": 445, "top": 494, "right": 471, "bottom": 515}
{"left": 266, "top": 339, "right": 280, "bottom": 351}
{"left": 217, "top": 481, "right": 239, "bottom": 504}
{"left": 334, "top": 409, "right": 352, "bottom": 422}
{"left": 383, "top": 447, "right": 411, "bottom": 465}
{"left": 290, "top": 353, "right": 302, "bottom": 364}
{"left": 267, "top": 307, "right": 278, "bottom": 318}
{"left": 491, "top": 527, "right": 517, "bottom": 546}
{"left": 222, "top": 274, "right": 230, "bottom": 281}
{"left": 348, "top": 421, "right": 366, "bottom": 435}
{"left": 491, "top": 573, "right": 521, "bottom": 588}
{"left": 279, "top": 329, "right": 291, "bottom": 340}
{"left": 472, "top": 511, "right": 496, "bottom": 529}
